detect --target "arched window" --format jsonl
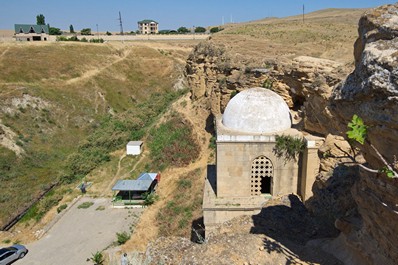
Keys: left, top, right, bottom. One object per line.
{"left": 251, "top": 156, "right": 273, "bottom": 196}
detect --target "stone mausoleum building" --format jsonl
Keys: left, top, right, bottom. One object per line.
{"left": 203, "top": 87, "right": 323, "bottom": 231}
{"left": 138, "top": 19, "right": 159, "bottom": 34}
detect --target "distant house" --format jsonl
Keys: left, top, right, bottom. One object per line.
{"left": 112, "top": 172, "right": 160, "bottom": 207}
{"left": 138, "top": 19, "right": 158, "bottom": 34}
{"left": 14, "top": 24, "right": 49, "bottom": 41}
{"left": 126, "top": 141, "right": 143, "bottom": 155}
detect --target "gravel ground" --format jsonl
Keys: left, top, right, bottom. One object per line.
{"left": 18, "top": 197, "right": 141, "bottom": 265}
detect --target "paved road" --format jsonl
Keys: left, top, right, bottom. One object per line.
{"left": 18, "top": 197, "right": 139, "bottom": 265}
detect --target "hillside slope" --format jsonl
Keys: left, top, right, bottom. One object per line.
{"left": 0, "top": 41, "right": 195, "bottom": 229}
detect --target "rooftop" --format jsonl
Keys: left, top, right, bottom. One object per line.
{"left": 222, "top": 87, "right": 291, "bottom": 134}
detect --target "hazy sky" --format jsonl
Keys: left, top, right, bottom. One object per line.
{"left": 1, "top": 0, "right": 396, "bottom": 31}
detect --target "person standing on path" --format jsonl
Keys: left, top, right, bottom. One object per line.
{"left": 121, "top": 253, "right": 129, "bottom": 265}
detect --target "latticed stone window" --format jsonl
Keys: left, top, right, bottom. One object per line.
{"left": 251, "top": 156, "right": 273, "bottom": 195}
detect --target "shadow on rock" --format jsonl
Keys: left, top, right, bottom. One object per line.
{"left": 251, "top": 194, "right": 342, "bottom": 264}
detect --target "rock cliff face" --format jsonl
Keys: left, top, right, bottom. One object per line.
{"left": 186, "top": 3, "right": 398, "bottom": 265}
{"left": 327, "top": 4, "right": 398, "bottom": 265}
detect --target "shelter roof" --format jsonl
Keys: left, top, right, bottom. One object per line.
{"left": 112, "top": 179, "right": 153, "bottom": 191}
{"left": 127, "top": 141, "right": 143, "bottom": 146}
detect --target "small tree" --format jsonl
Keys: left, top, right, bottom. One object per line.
{"left": 194, "top": 26, "right": 206, "bottom": 33}
{"left": 36, "top": 14, "right": 45, "bottom": 25}
{"left": 342, "top": 115, "right": 398, "bottom": 178}
{"left": 177, "top": 27, "right": 189, "bottom": 34}
{"left": 105, "top": 31, "right": 112, "bottom": 36}
{"left": 69, "top": 24, "right": 75, "bottom": 33}
{"left": 81, "top": 28, "right": 92, "bottom": 35}
{"left": 210, "top": 27, "right": 220, "bottom": 33}
{"left": 49, "top": 27, "right": 62, "bottom": 35}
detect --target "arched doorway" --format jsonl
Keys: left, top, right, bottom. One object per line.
{"left": 251, "top": 156, "right": 273, "bottom": 196}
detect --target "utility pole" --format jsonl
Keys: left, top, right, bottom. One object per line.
{"left": 303, "top": 4, "right": 305, "bottom": 23}
{"left": 96, "top": 24, "right": 99, "bottom": 40}
{"left": 119, "top": 11, "right": 124, "bottom": 35}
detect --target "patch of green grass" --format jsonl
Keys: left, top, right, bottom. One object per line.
{"left": 147, "top": 112, "right": 199, "bottom": 171}
{"left": 116, "top": 231, "right": 130, "bottom": 245}
{"left": 2, "top": 239, "right": 11, "bottom": 244}
{"left": 95, "top": 205, "right": 105, "bottom": 211}
{"left": 57, "top": 204, "right": 68, "bottom": 213}
{"left": 157, "top": 170, "right": 203, "bottom": 237}
{"left": 77, "top": 202, "right": 94, "bottom": 209}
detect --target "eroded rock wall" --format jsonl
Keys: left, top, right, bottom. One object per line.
{"left": 186, "top": 3, "right": 398, "bottom": 264}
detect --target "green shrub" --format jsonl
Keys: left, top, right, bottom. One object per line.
{"left": 142, "top": 192, "right": 159, "bottom": 206}
{"left": 77, "top": 202, "right": 94, "bottom": 209}
{"left": 177, "top": 179, "right": 192, "bottom": 189}
{"left": 147, "top": 113, "right": 199, "bottom": 170}
{"left": 273, "top": 135, "right": 305, "bottom": 161}
{"left": 90, "top": 251, "right": 104, "bottom": 265}
{"left": 116, "top": 231, "right": 130, "bottom": 245}
{"left": 57, "top": 204, "right": 68, "bottom": 213}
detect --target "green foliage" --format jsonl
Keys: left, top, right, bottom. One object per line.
{"left": 274, "top": 135, "right": 306, "bottom": 161}
{"left": 147, "top": 113, "right": 199, "bottom": 170}
{"left": 90, "top": 251, "right": 104, "bottom": 265}
{"left": 116, "top": 231, "right": 131, "bottom": 245}
{"left": 262, "top": 78, "right": 274, "bottom": 90}
{"left": 177, "top": 27, "right": 190, "bottom": 34}
{"left": 106, "top": 31, "right": 112, "bottom": 36}
{"left": 80, "top": 37, "right": 88, "bottom": 42}
{"left": 69, "top": 24, "right": 75, "bottom": 33}
{"left": 194, "top": 26, "right": 206, "bottom": 33}
{"left": 142, "top": 192, "right": 159, "bottom": 206}
{"left": 347, "top": 114, "right": 367, "bottom": 145}
{"left": 210, "top": 27, "right": 221, "bottom": 33}
{"left": 230, "top": 90, "right": 238, "bottom": 99}
{"left": 81, "top": 28, "right": 92, "bottom": 35}
{"left": 177, "top": 179, "right": 192, "bottom": 189}
{"left": 2, "top": 239, "right": 11, "bottom": 244}
{"left": 64, "top": 90, "right": 186, "bottom": 183}
{"left": 36, "top": 14, "right": 45, "bottom": 25}
{"left": 380, "top": 167, "right": 395, "bottom": 178}
{"left": 209, "top": 135, "right": 216, "bottom": 149}
{"left": 57, "top": 204, "right": 67, "bottom": 213}
{"left": 20, "top": 191, "right": 63, "bottom": 222}
{"left": 49, "top": 27, "right": 62, "bottom": 35}
{"left": 157, "top": 170, "right": 202, "bottom": 237}
{"left": 90, "top": 38, "right": 104, "bottom": 43}
{"left": 77, "top": 202, "right": 94, "bottom": 209}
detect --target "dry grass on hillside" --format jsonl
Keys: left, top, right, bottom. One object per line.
{"left": 213, "top": 8, "right": 366, "bottom": 65}
{"left": 0, "top": 41, "right": 194, "bottom": 232}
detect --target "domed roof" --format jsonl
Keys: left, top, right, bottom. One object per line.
{"left": 222, "top": 87, "right": 291, "bottom": 133}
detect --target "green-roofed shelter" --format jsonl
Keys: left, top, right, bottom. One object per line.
{"left": 137, "top": 19, "right": 159, "bottom": 34}
{"left": 14, "top": 24, "right": 49, "bottom": 41}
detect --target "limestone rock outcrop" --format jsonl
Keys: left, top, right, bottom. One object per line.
{"left": 186, "top": 43, "right": 349, "bottom": 116}
{"left": 186, "top": 3, "right": 398, "bottom": 265}
{"left": 329, "top": 4, "right": 398, "bottom": 169}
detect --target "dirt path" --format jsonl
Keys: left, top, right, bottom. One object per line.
{"left": 66, "top": 45, "right": 131, "bottom": 85}
{"left": 123, "top": 93, "right": 212, "bottom": 251}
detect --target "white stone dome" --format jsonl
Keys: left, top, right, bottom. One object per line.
{"left": 222, "top": 87, "right": 291, "bottom": 133}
